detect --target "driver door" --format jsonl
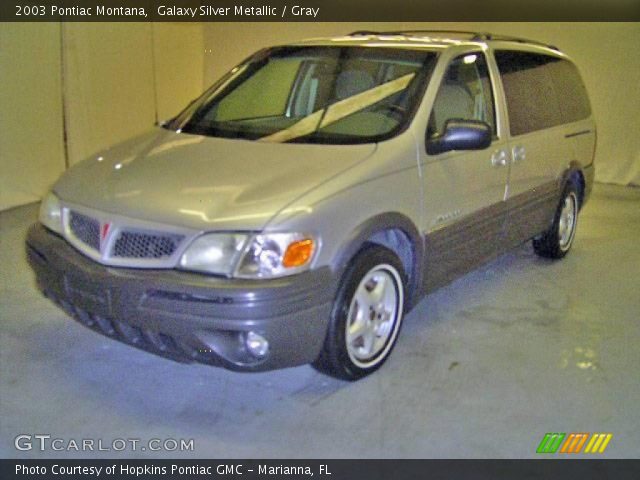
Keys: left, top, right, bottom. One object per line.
{"left": 421, "top": 51, "right": 510, "bottom": 291}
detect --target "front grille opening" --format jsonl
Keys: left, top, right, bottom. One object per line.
{"left": 142, "top": 330, "right": 178, "bottom": 353}
{"left": 75, "top": 308, "right": 96, "bottom": 327}
{"left": 69, "top": 211, "right": 100, "bottom": 251}
{"left": 112, "top": 231, "right": 184, "bottom": 259}
{"left": 92, "top": 315, "right": 116, "bottom": 336}
{"left": 65, "top": 209, "right": 188, "bottom": 265}
{"left": 113, "top": 320, "right": 143, "bottom": 345}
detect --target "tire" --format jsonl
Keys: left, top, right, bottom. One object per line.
{"left": 313, "top": 244, "right": 407, "bottom": 381}
{"left": 533, "top": 180, "right": 580, "bottom": 259}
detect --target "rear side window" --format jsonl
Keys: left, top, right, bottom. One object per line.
{"left": 495, "top": 51, "right": 591, "bottom": 136}
{"left": 546, "top": 59, "right": 591, "bottom": 123}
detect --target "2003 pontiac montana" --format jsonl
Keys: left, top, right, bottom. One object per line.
{"left": 27, "top": 31, "right": 596, "bottom": 380}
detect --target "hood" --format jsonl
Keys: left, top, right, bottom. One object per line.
{"left": 54, "top": 129, "right": 377, "bottom": 231}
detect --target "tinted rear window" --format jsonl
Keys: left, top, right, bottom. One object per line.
{"left": 495, "top": 51, "right": 591, "bottom": 136}
{"left": 546, "top": 59, "right": 591, "bottom": 123}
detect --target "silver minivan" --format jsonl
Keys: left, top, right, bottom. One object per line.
{"left": 27, "top": 31, "right": 596, "bottom": 380}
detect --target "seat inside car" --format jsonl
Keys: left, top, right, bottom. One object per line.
{"left": 334, "top": 69, "right": 376, "bottom": 100}
{"left": 431, "top": 75, "right": 475, "bottom": 133}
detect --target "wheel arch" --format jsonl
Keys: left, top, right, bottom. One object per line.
{"left": 561, "top": 162, "right": 587, "bottom": 209}
{"left": 330, "top": 212, "right": 424, "bottom": 310}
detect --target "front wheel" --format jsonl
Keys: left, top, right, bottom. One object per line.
{"left": 314, "top": 244, "right": 406, "bottom": 380}
{"left": 533, "top": 181, "right": 580, "bottom": 259}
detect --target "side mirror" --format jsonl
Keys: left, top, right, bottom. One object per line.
{"left": 426, "top": 119, "right": 492, "bottom": 156}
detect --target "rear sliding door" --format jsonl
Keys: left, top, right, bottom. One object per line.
{"left": 493, "top": 50, "right": 591, "bottom": 247}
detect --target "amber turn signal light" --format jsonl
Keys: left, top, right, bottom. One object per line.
{"left": 282, "top": 239, "right": 314, "bottom": 268}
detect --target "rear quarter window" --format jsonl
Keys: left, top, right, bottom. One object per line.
{"left": 545, "top": 59, "right": 591, "bottom": 123}
{"left": 495, "top": 51, "right": 591, "bottom": 136}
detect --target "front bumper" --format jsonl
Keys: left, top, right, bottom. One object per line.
{"left": 26, "top": 224, "right": 336, "bottom": 371}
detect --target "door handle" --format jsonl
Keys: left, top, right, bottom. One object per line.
{"left": 512, "top": 145, "right": 526, "bottom": 163}
{"left": 491, "top": 149, "right": 508, "bottom": 167}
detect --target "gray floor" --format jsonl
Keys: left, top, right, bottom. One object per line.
{"left": 1, "top": 184, "right": 638, "bottom": 459}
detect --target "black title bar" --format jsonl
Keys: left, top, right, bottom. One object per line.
{"left": 2, "top": 459, "right": 640, "bottom": 480}
{"left": 1, "top": 0, "right": 640, "bottom": 21}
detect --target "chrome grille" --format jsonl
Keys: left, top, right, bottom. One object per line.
{"left": 69, "top": 211, "right": 100, "bottom": 251}
{"left": 112, "top": 231, "right": 184, "bottom": 259}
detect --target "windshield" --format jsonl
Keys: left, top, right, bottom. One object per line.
{"left": 170, "top": 47, "right": 436, "bottom": 144}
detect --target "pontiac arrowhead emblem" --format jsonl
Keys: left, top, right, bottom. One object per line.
{"left": 100, "top": 222, "right": 111, "bottom": 252}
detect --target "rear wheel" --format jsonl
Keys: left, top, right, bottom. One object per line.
{"left": 314, "top": 244, "right": 406, "bottom": 380}
{"left": 533, "top": 181, "right": 580, "bottom": 259}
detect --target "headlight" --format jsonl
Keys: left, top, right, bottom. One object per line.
{"left": 235, "top": 233, "right": 315, "bottom": 279}
{"left": 179, "top": 233, "right": 248, "bottom": 276}
{"left": 179, "top": 232, "right": 316, "bottom": 278}
{"left": 39, "top": 192, "right": 63, "bottom": 234}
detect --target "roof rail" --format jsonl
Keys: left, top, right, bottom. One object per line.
{"left": 349, "top": 29, "right": 479, "bottom": 38}
{"left": 348, "top": 30, "right": 560, "bottom": 51}
{"left": 471, "top": 32, "right": 559, "bottom": 51}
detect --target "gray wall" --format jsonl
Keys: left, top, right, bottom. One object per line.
{"left": 0, "top": 23, "right": 204, "bottom": 211}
